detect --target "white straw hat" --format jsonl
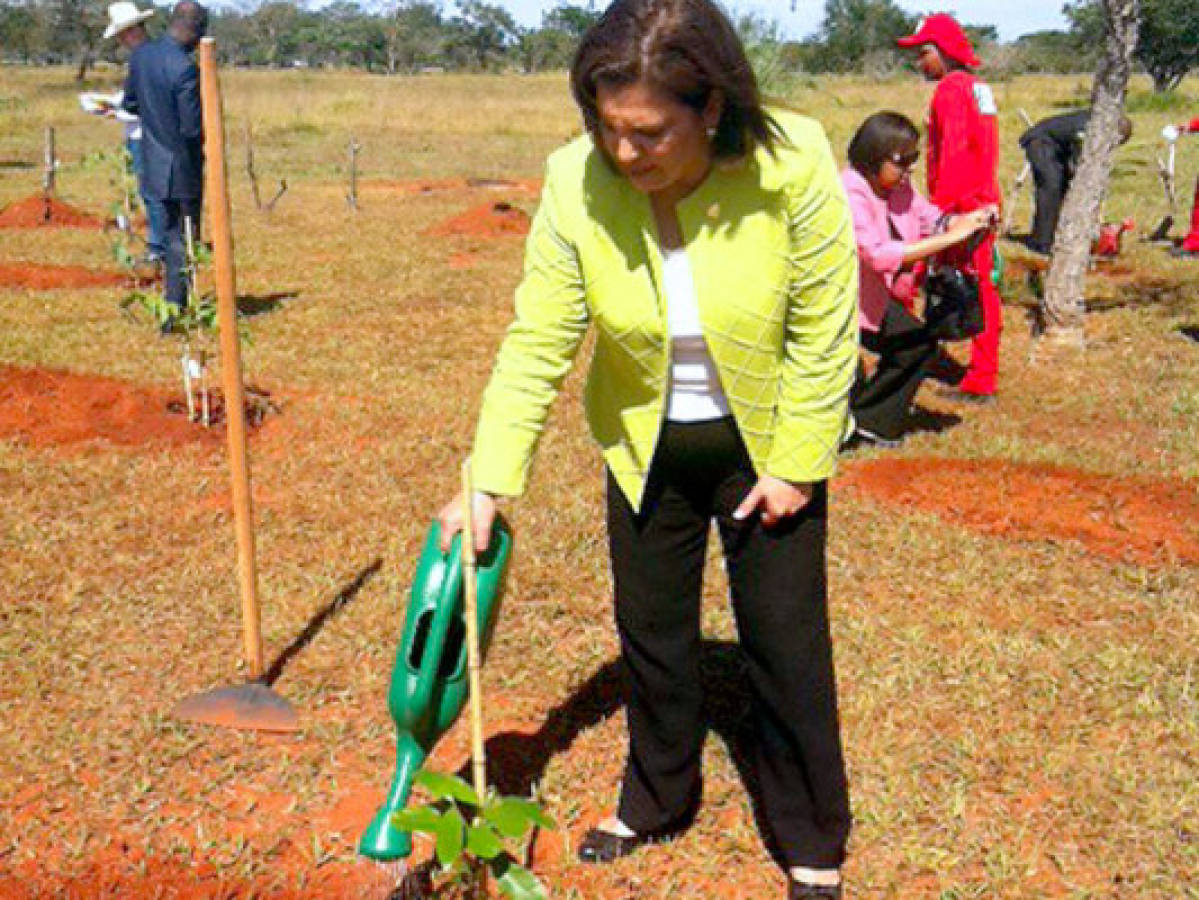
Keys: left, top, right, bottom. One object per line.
{"left": 103, "top": 1, "right": 154, "bottom": 39}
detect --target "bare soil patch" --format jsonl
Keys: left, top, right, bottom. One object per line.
{"left": 0, "top": 365, "right": 272, "bottom": 451}
{"left": 839, "top": 457, "right": 1199, "bottom": 566}
{"left": 424, "top": 201, "right": 531, "bottom": 239}
{"left": 0, "top": 195, "right": 106, "bottom": 229}
{"left": 0, "top": 262, "right": 144, "bottom": 290}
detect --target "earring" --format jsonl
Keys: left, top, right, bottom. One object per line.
{"left": 706, "top": 125, "right": 717, "bottom": 140}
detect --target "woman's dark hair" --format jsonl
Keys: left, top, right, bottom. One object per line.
{"left": 847, "top": 111, "right": 920, "bottom": 176}
{"left": 570, "top": 0, "right": 778, "bottom": 161}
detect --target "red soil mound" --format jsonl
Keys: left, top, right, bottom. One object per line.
{"left": 0, "top": 195, "right": 105, "bottom": 229}
{"left": 424, "top": 201, "right": 531, "bottom": 238}
{"left": 0, "top": 365, "right": 268, "bottom": 452}
{"left": 0, "top": 262, "right": 134, "bottom": 290}
{"left": 839, "top": 457, "right": 1199, "bottom": 566}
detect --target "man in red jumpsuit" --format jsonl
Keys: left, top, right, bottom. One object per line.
{"left": 898, "top": 14, "right": 1002, "bottom": 403}
{"left": 1167, "top": 117, "right": 1199, "bottom": 256}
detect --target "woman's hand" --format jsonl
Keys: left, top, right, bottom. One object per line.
{"left": 946, "top": 207, "right": 994, "bottom": 238}
{"left": 733, "top": 476, "right": 814, "bottom": 527}
{"left": 436, "top": 490, "right": 498, "bottom": 553}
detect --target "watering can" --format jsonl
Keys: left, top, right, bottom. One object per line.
{"left": 358, "top": 517, "right": 513, "bottom": 862}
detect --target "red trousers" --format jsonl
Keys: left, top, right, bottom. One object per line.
{"left": 957, "top": 233, "right": 1002, "bottom": 395}
{"left": 1182, "top": 176, "right": 1199, "bottom": 253}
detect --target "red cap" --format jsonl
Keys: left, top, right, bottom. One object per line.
{"left": 897, "top": 13, "right": 981, "bottom": 69}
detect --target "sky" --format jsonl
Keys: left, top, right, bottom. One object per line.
{"left": 489, "top": 1, "right": 1072, "bottom": 43}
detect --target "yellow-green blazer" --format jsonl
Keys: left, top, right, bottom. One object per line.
{"left": 472, "top": 110, "right": 859, "bottom": 512}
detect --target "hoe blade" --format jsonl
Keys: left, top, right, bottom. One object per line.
{"left": 173, "top": 681, "right": 299, "bottom": 732}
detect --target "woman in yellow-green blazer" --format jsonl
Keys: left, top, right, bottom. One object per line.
{"left": 439, "top": 2, "right": 857, "bottom": 897}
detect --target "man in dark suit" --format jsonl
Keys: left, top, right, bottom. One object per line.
{"left": 1019, "top": 109, "right": 1132, "bottom": 254}
{"left": 121, "top": 1, "right": 208, "bottom": 322}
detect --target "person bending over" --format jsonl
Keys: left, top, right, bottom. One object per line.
{"left": 1020, "top": 109, "right": 1132, "bottom": 255}
{"left": 436, "top": 2, "right": 858, "bottom": 896}
{"left": 842, "top": 112, "right": 994, "bottom": 447}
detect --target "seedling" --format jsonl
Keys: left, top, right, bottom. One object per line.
{"left": 391, "top": 769, "right": 554, "bottom": 900}
{"left": 118, "top": 215, "right": 246, "bottom": 428}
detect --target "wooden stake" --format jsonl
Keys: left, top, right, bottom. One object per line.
{"left": 199, "top": 37, "right": 265, "bottom": 680}
{"left": 459, "top": 459, "right": 488, "bottom": 803}
{"left": 346, "top": 136, "right": 360, "bottom": 210}
{"left": 42, "top": 126, "right": 55, "bottom": 222}
{"left": 245, "top": 123, "right": 263, "bottom": 210}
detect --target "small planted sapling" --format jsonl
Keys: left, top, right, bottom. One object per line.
{"left": 392, "top": 769, "right": 554, "bottom": 900}
{"left": 118, "top": 215, "right": 245, "bottom": 427}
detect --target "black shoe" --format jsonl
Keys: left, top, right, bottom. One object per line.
{"left": 936, "top": 386, "right": 996, "bottom": 406}
{"left": 788, "top": 881, "right": 842, "bottom": 899}
{"left": 577, "top": 827, "right": 651, "bottom": 864}
{"left": 853, "top": 426, "right": 903, "bottom": 448}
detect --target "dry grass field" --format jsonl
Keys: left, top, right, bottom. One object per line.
{"left": 0, "top": 65, "right": 1196, "bottom": 898}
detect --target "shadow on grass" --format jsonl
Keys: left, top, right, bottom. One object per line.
{"left": 237, "top": 291, "right": 299, "bottom": 318}
{"left": 264, "top": 557, "right": 382, "bottom": 686}
{"left": 463, "top": 639, "right": 798, "bottom": 868}
{"left": 907, "top": 404, "right": 962, "bottom": 437}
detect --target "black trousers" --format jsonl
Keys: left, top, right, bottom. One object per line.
{"left": 607, "top": 417, "right": 851, "bottom": 869}
{"left": 1025, "top": 137, "right": 1070, "bottom": 254}
{"left": 851, "top": 300, "right": 938, "bottom": 441}
{"left": 162, "top": 197, "right": 202, "bottom": 312}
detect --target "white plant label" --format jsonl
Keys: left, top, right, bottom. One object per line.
{"left": 973, "top": 83, "right": 998, "bottom": 117}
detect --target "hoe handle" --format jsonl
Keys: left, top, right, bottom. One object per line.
{"left": 199, "top": 38, "right": 264, "bottom": 679}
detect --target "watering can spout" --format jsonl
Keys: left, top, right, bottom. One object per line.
{"left": 358, "top": 517, "right": 513, "bottom": 862}
{"left": 358, "top": 731, "right": 426, "bottom": 861}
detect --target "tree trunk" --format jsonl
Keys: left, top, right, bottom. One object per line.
{"left": 1038, "top": 0, "right": 1140, "bottom": 347}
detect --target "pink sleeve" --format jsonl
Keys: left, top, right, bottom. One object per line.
{"left": 844, "top": 179, "right": 906, "bottom": 277}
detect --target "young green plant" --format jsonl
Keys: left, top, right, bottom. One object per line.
{"left": 391, "top": 769, "right": 554, "bottom": 900}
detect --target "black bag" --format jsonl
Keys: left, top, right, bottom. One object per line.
{"left": 923, "top": 266, "right": 984, "bottom": 341}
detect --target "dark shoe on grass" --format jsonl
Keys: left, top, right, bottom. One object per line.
{"left": 788, "top": 881, "right": 842, "bottom": 899}
{"left": 853, "top": 426, "right": 903, "bottom": 448}
{"left": 577, "top": 827, "right": 652, "bottom": 864}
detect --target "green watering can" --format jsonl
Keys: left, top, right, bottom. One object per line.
{"left": 358, "top": 517, "right": 513, "bottom": 862}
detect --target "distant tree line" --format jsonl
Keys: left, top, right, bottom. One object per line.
{"left": 0, "top": 0, "right": 1193, "bottom": 91}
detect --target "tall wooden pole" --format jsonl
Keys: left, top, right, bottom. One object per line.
{"left": 459, "top": 459, "right": 488, "bottom": 803}
{"left": 459, "top": 458, "right": 488, "bottom": 897}
{"left": 198, "top": 37, "right": 265, "bottom": 680}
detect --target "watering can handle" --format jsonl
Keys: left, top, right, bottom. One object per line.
{"left": 409, "top": 525, "right": 465, "bottom": 717}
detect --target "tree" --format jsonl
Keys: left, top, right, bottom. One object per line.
{"left": 452, "top": 0, "right": 519, "bottom": 71}
{"left": 44, "top": 0, "right": 104, "bottom": 79}
{"left": 810, "top": 0, "right": 915, "bottom": 73}
{"left": 0, "top": 2, "right": 46, "bottom": 62}
{"left": 381, "top": 1, "right": 445, "bottom": 74}
{"left": 1040, "top": 0, "right": 1139, "bottom": 344}
{"left": 1132, "top": 0, "right": 1198, "bottom": 91}
{"left": 1066, "top": 0, "right": 1198, "bottom": 92}
{"left": 541, "top": 1, "right": 598, "bottom": 39}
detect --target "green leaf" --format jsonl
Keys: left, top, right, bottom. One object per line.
{"left": 484, "top": 798, "right": 556, "bottom": 839}
{"left": 465, "top": 823, "right": 503, "bottom": 860}
{"left": 492, "top": 854, "right": 547, "bottom": 900}
{"left": 390, "top": 806, "right": 443, "bottom": 835}
{"left": 415, "top": 770, "right": 481, "bottom": 807}
{"left": 434, "top": 805, "right": 465, "bottom": 867}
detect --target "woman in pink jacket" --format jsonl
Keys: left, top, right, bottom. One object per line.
{"left": 841, "top": 112, "right": 994, "bottom": 445}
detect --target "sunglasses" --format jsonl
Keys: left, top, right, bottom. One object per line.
{"left": 889, "top": 151, "right": 920, "bottom": 169}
